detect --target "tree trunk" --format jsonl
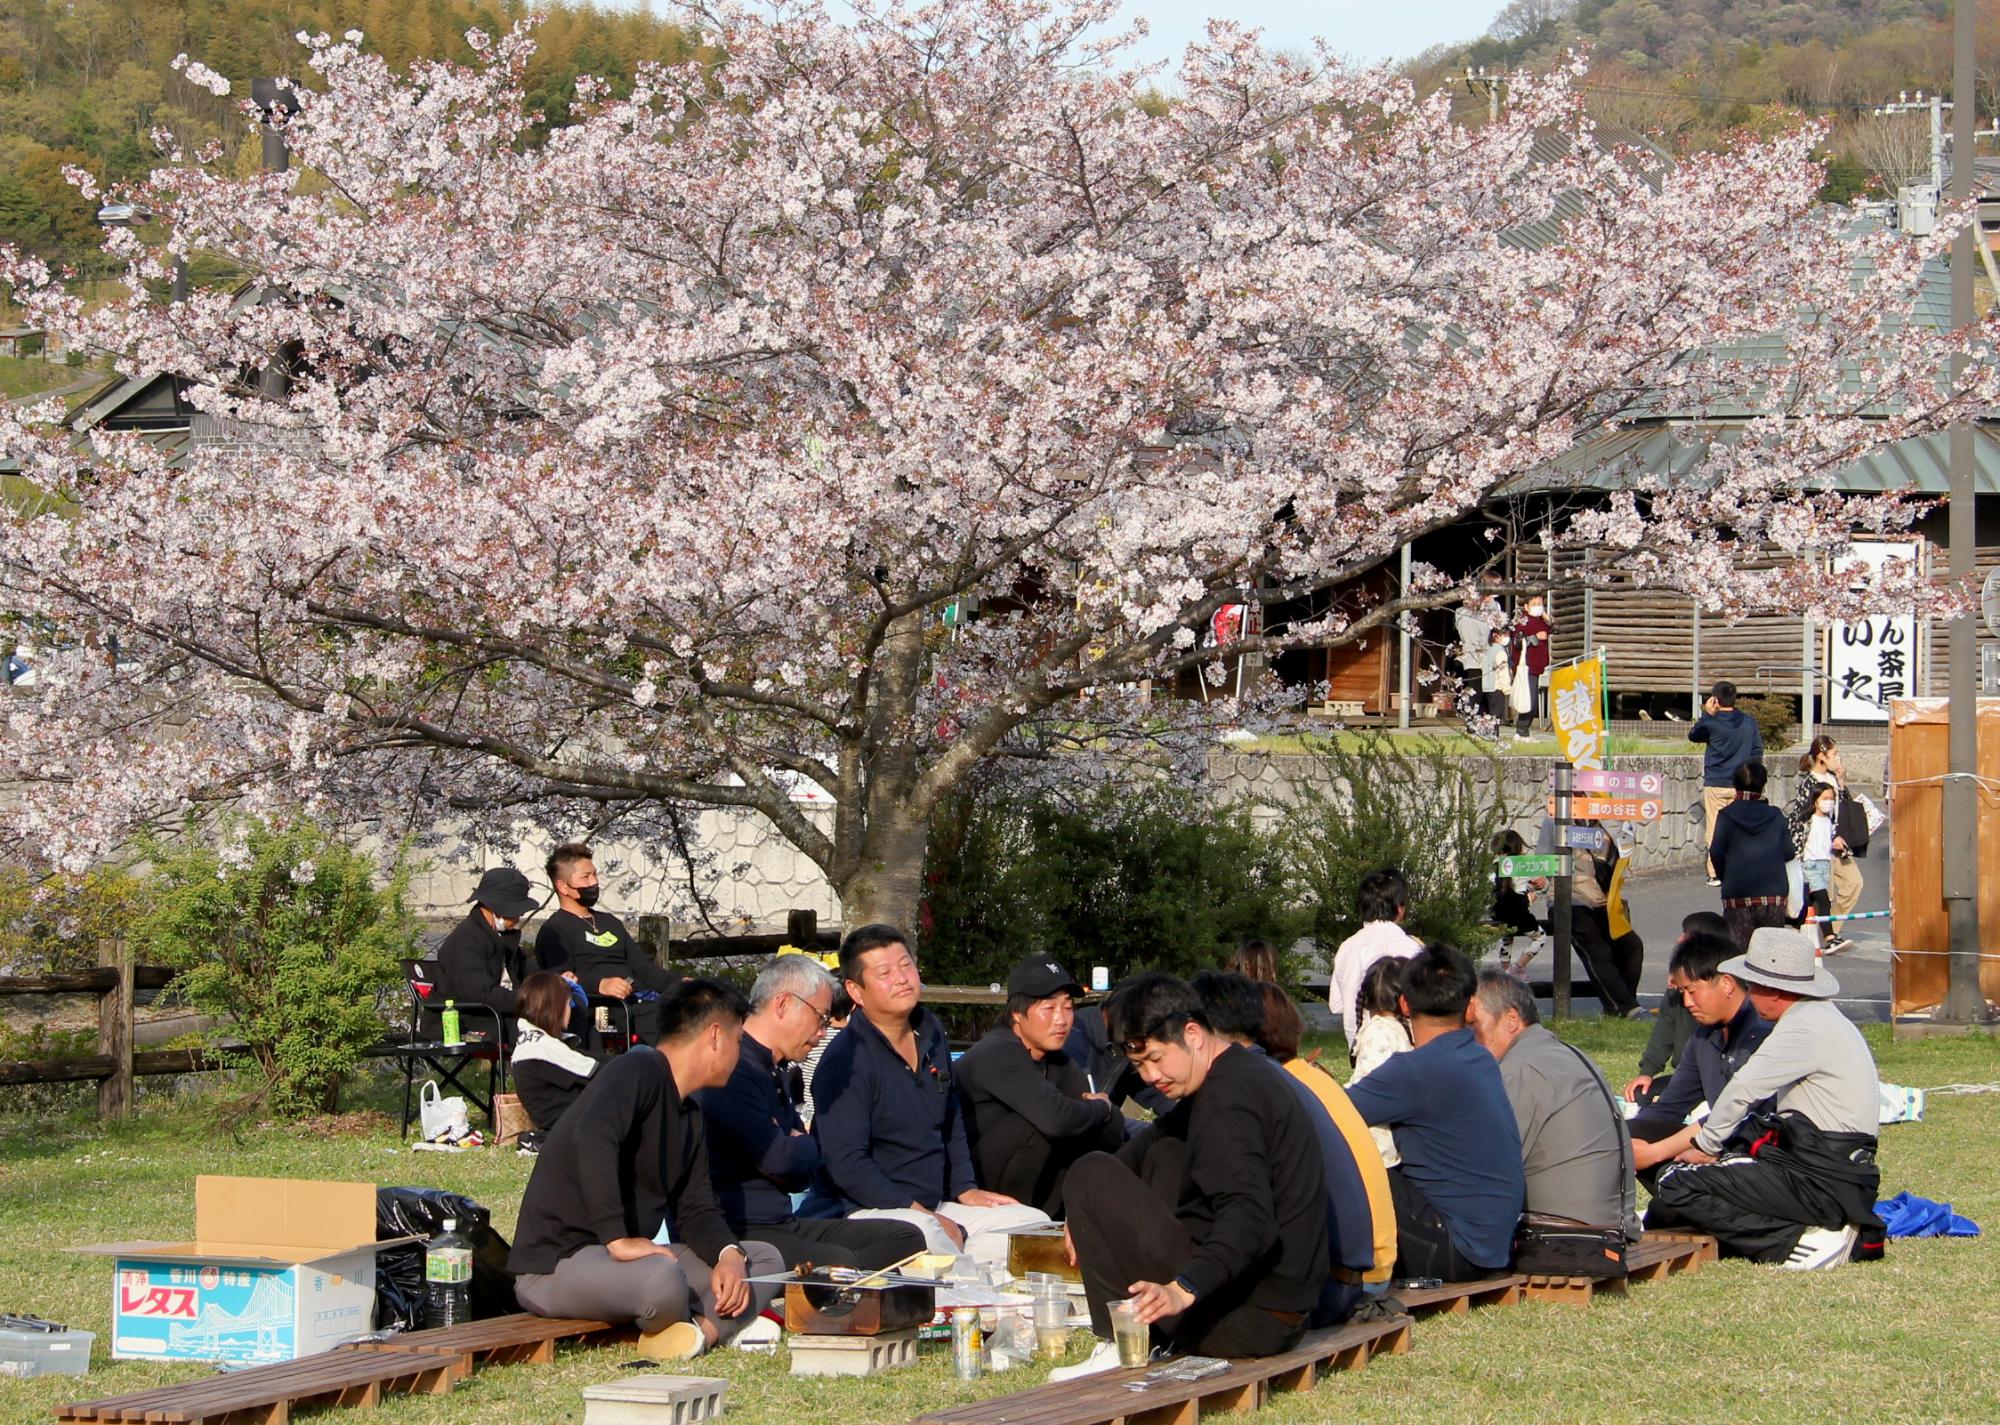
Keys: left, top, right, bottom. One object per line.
{"left": 834, "top": 808, "right": 930, "bottom": 945}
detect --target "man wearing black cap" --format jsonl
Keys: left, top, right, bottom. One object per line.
{"left": 432, "top": 867, "right": 538, "bottom": 1027}
{"left": 954, "top": 956, "right": 1129, "bottom": 1215}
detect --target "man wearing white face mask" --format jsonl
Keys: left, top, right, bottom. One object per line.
{"left": 1511, "top": 596, "right": 1553, "bottom": 737}
{"left": 433, "top": 866, "right": 538, "bottom": 1031}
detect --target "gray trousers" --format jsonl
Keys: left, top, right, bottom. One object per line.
{"left": 515, "top": 1240, "right": 784, "bottom": 1336}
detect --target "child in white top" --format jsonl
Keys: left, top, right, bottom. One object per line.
{"left": 1801, "top": 783, "right": 1837, "bottom": 950}
{"left": 1347, "top": 956, "right": 1413, "bottom": 1167}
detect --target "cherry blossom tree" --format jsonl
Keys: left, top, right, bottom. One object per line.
{"left": 0, "top": 0, "right": 1988, "bottom": 926}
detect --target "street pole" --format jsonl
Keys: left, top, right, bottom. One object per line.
{"left": 1398, "top": 542, "right": 1412, "bottom": 731}
{"left": 1552, "top": 761, "right": 1573, "bottom": 1020}
{"left": 1939, "top": 0, "right": 1990, "bottom": 1025}
{"left": 1801, "top": 614, "right": 1815, "bottom": 750}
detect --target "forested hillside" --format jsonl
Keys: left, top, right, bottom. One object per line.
{"left": 1424, "top": 0, "right": 1999, "bottom": 191}
{"left": 0, "top": 0, "right": 700, "bottom": 266}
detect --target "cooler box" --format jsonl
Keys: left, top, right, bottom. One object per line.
{"left": 75, "top": 1176, "right": 417, "bottom": 1366}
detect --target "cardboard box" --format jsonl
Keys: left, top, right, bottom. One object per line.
{"left": 75, "top": 1176, "right": 416, "bottom": 1366}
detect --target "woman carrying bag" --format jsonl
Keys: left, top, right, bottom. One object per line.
{"left": 1786, "top": 737, "right": 1864, "bottom": 952}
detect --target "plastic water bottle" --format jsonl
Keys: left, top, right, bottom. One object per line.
{"left": 440, "top": 1000, "right": 461, "bottom": 1046}
{"left": 425, "top": 1218, "right": 473, "bottom": 1328}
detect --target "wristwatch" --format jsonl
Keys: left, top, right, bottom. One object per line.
{"left": 1172, "top": 1274, "right": 1199, "bottom": 1302}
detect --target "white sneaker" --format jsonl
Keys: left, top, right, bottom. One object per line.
{"left": 730, "top": 1314, "right": 783, "bottom": 1351}
{"left": 1783, "top": 1225, "right": 1858, "bottom": 1270}
{"left": 1048, "top": 1339, "right": 1123, "bottom": 1382}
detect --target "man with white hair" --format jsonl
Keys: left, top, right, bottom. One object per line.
{"left": 695, "top": 954, "right": 927, "bottom": 1271}
{"left": 1646, "top": 927, "right": 1884, "bottom": 1269}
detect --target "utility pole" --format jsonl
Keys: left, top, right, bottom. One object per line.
{"left": 1461, "top": 67, "right": 1506, "bottom": 125}
{"left": 1939, "top": 0, "right": 1992, "bottom": 1026}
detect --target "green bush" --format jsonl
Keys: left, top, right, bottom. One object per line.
{"left": 1736, "top": 693, "right": 1797, "bottom": 754}
{"left": 139, "top": 819, "right": 415, "bottom": 1117}
{"left": 1277, "top": 733, "right": 1511, "bottom": 954}
{"left": 922, "top": 783, "right": 1309, "bottom": 996}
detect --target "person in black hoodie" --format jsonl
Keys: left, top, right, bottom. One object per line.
{"left": 1690, "top": 682, "right": 1765, "bottom": 885}
{"left": 431, "top": 867, "right": 537, "bottom": 1033}
{"left": 511, "top": 979, "right": 784, "bottom": 1359}
{"left": 1054, "top": 974, "right": 1329, "bottom": 1381}
{"left": 1708, "top": 762, "right": 1792, "bottom": 949}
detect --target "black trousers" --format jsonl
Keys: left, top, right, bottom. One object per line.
{"left": 1722, "top": 900, "right": 1788, "bottom": 952}
{"left": 1571, "top": 907, "right": 1640, "bottom": 1017}
{"left": 1385, "top": 1167, "right": 1499, "bottom": 1282}
{"left": 972, "top": 1122, "right": 1101, "bottom": 1218}
{"left": 1645, "top": 1154, "right": 1842, "bottom": 1263}
{"left": 1065, "top": 1152, "right": 1305, "bottom": 1359}
{"left": 740, "top": 1215, "right": 928, "bottom": 1272}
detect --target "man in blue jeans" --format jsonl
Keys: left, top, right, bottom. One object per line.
{"left": 1345, "top": 943, "right": 1524, "bottom": 1281}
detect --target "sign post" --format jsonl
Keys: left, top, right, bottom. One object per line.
{"left": 1551, "top": 761, "right": 1573, "bottom": 1019}
{"left": 1496, "top": 854, "right": 1567, "bottom": 879}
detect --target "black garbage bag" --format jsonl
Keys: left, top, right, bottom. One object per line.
{"left": 375, "top": 1186, "right": 518, "bottom": 1331}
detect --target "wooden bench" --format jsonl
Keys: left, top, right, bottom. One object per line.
{"left": 1389, "top": 1275, "right": 1526, "bottom": 1317}
{"left": 55, "top": 1349, "right": 455, "bottom": 1425}
{"left": 1520, "top": 1232, "right": 1715, "bottom": 1307}
{"left": 911, "top": 1313, "right": 1412, "bottom": 1425}
{"left": 347, "top": 1313, "right": 620, "bottom": 1382}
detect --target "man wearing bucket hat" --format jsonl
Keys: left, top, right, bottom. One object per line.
{"left": 433, "top": 866, "right": 541, "bottom": 1027}
{"left": 1646, "top": 927, "right": 1884, "bottom": 1269}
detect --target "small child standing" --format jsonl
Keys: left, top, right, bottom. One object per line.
{"left": 1348, "top": 957, "right": 1414, "bottom": 1168}
{"left": 1801, "top": 782, "right": 1838, "bottom": 952}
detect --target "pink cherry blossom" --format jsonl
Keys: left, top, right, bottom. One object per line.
{"left": 0, "top": 0, "right": 1989, "bottom": 924}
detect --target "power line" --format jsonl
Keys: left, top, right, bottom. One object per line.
{"left": 1577, "top": 80, "right": 1890, "bottom": 116}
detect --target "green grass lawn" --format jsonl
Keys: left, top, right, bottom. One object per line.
{"left": 0, "top": 355, "right": 82, "bottom": 402}
{"left": 3, "top": 1023, "right": 1997, "bottom": 1425}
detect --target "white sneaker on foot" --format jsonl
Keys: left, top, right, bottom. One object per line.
{"left": 1048, "top": 1340, "right": 1124, "bottom": 1382}
{"left": 730, "top": 1315, "right": 783, "bottom": 1351}
{"left": 1783, "top": 1225, "right": 1858, "bottom": 1270}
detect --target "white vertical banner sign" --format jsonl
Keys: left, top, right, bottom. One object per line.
{"left": 1828, "top": 541, "right": 1919, "bottom": 723}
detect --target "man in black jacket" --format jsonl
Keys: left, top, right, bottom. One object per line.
{"left": 697, "top": 955, "right": 924, "bottom": 1270}
{"left": 1691, "top": 680, "right": 1764, "bottom": 884}
{"left": 535, "top": 843, "right": 680, "bottom": 1045}
{"left": 955, "top": 955, "right": 1126, "bottom": 1215}
{"left": 511, "top": 979, "right": 784, "bottom": 1359}
{"left": 431, "top": 867, "right": 537, "bottom": 1029}
{"left": 1055, "top": 974, "right": 1329, "bottom": 1380}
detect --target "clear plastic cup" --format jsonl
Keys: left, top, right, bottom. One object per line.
{"left": 1030, "top": 1281, "right": 1070, "bottom": 1360}
{"left": 1107, "top": 1298, "right": 1149, "bottom": 1367}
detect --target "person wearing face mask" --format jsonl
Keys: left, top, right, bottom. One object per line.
{"left": 537, "top": 842, "right": 681, "bottom": 1047}
{"left": 432, "top": 866, "right": 538, "bottom": 1032}
{"left": 1510, "top": 595, "right": 1553, "bottom": 737}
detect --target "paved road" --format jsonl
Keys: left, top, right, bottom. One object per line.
{"left": 1301, "top": 827, "right": 1897, "bottom": 1032}
{"left": 1577, "top": 824, "right": 1896, "bottom": 1023}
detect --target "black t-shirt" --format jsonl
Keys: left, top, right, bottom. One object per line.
{"left": 535, "top": 908, "right": 677, "bottom": 996}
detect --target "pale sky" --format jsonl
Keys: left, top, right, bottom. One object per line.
{"left": 603, "top": 1, "right": 1504, "bottom": 68}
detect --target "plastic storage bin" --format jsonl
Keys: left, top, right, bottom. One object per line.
{"left": 0, "top": 1324, "right": 95, "bottom": 1379}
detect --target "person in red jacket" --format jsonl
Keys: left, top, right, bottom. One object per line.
{"left": 1511, "top": 596, "right": 1553, "bottom": 736}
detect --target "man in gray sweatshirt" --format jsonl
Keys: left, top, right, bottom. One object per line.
{"left": 1646, "top": 928, "right": 1882, "bottom": 1269}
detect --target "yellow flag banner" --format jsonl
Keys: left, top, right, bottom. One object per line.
{"left": 1550, "top": 656, "right": 1607, "bottom": 771}
{"left": 1607, "top": 853, "right": 1633, "bottom": 940}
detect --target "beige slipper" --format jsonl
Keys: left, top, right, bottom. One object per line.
{"left": 636, "top": 1320, "right": 707, "bottom": 1360}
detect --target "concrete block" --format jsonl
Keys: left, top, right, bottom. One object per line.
{"left": 582, "top": 1374, "right": 728, "bottom": 1425}
{"left": 786, "top": 1327, "right": 921, "bottom": 1377}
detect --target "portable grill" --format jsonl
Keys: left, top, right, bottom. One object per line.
{"left": 748, "top": 1265, "right": 939, "bottom": 1336}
